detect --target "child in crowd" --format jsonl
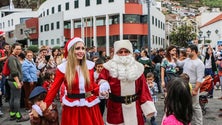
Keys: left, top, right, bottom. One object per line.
{"left": 94, "top": 59, "right": 106, "bottom": 115}
{"left": 162, "top": 77, "right": 193, "bottom": 125}
{"left": 42, "top": 71, "right": 55, "bottom": 92}
{"left": 146, "top": 72, "right": 158, "bottom": 125}
{"left": 29, "top": 86, "right": 59, "bottom": 125}
{"left": 94, "top": 59, "right": 104, "bottom": 81}
{"left": 179, "top": 73, "right": 192, "bottom": 93}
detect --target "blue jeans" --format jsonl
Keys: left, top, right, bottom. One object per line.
{"left": 0, "top": 75, "right": 6, "bottom": 95}
{"left": 150, "top": 116, "right": 157, "bottom": 125}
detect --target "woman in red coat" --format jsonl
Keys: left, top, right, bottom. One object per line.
{"left": 32, "top": 37, "right": 104, "bottom": 125}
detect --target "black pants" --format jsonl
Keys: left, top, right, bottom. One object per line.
{"left": 99, "top": 99, "right": 106, "bottom": 116}
{"left": 5, "top": 79, "right": 10, "bottom": 102}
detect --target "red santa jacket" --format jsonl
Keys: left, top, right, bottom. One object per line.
{"left": 97, "top": 61, "right": 156, "bottom": 125}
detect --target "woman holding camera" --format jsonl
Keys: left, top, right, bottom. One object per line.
{"left": 201, "top": 45, "right": 217, "bottom": 98}
{"left": 36, "top": 46, "right": 56, "bottom": 86}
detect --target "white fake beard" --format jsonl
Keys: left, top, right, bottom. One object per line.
{"left": 109, "top": 55, "right": 139, "bottom": 81}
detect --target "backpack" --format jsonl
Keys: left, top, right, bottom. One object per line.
{"left": 2, "top": 59, "right": 10, "bottom": 76}
{"left": 200, "top": 75, "right": 213, "bottom": 93}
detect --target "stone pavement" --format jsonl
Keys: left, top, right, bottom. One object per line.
{"left": 1, "top": 88, "right": 222, "bottom": 125}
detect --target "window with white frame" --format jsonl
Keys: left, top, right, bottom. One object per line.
{"left": 74, "top": 0, "right": 79, "bottom": 8}
{"left": 51, "top": 39, "right": 54, "bottom": 45}
{"left": 56, "top": 38, "right": 60, "bottom": 44}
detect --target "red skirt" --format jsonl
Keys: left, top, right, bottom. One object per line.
{"left": 61, "top": 104, "right": 104, "bottom": 125}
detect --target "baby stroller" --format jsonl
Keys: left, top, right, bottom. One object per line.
{"left": 199, "top": 75, "right": 213, "bottom": 115}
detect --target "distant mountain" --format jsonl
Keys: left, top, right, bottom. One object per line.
{"left": 0, "top": 0, "right": 47, "bottom": 10}
{"left": 0, "top": 0, "right": 9, "bottom": 8}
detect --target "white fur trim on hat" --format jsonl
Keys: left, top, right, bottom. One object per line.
{"left": 67, "top": 37, "right": 84, "bottom": 51}
{"left": 114, "top": 40, "right": 133, "bottom": 54}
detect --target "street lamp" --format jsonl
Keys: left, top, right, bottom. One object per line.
{"left": 24, "top": 30, "right": 31, "bottom": 47}
{"left": 198, "top": 30, "right": 211, "bottom": 44}
{"left": 145, "top": 0, "right": 151, "bottom": 57}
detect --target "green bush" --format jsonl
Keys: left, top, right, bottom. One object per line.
{"left": 27, "top": 45, "right": 39, "bottom": 53}
{"left": 52, "top": 46, "right": 61, "bottom": 50}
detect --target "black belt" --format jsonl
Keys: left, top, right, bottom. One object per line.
{"left": 67, "top": 92, "right": 92, "bottom": 99}
{"left": 109, "top": 93, "right": 138, "bottom": 105}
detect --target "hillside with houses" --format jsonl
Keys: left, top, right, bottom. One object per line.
{"left": 162, "top": 0, "right": 222, "bottom": 48}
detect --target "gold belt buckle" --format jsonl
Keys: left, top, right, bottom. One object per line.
{"left": 85, "top": 92, "right": 92, "bottom": 98}
{"left": 124, "top": 95, "right": 133, "bottom": 105}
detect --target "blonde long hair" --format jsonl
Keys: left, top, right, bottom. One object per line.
{"left": 65, "top": 42, "right": 90, "bottom": 91}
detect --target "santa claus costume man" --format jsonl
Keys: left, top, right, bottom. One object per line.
{"left": 34, "top": 37, "right": 104, "bottom": 125}
{"left": 98, "top": 40, "right": 157, "bottom": 125}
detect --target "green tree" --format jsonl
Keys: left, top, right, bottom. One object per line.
{"left": 27, "top": 45, "right": 39, "bottom": 53}
{"left": 169, "top": 25, "right": 197, "bottom": 47}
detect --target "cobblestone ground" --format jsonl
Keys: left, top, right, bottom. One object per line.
{"left": 1, "top": 87, "right": 222, "bottom": 125}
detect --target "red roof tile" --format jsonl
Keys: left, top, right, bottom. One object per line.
{"left": 201, "top": 13, "right": 222, "bottom": 28}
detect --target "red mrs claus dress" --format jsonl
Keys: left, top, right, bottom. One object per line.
{"left": 44, "top": 60, "right": 104, "bottom": 125}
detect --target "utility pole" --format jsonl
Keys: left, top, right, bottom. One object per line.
{"left": 146, "top": 0, "right": 151, "bottom": 57}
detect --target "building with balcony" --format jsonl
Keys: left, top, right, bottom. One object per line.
{"left": 14, "top": 18, "right": 39, "bottom": 47}
{"left": 0, "top": 2, "right": 37, "bottom": 43}
{"left": 38, "top": 0, "right": 166, "bottom": 54}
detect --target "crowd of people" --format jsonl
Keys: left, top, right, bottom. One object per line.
{"left": 0, "top": 34, "right": 222, "bottom": 125}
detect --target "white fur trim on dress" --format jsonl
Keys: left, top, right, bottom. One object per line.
{"left": 57, "top": 60, "right": 95, "bottom": 73}
{"left": 141, "top": 101, "right": 157, "bottom": 118}
{"left": 86, "top": 60, "right": 95, "bottom": 69}
{"left": 62, "top": 95, "right": 100, "bottom": 107}
{"left": 67, "top": 37, "right": 84, "bottom": 51}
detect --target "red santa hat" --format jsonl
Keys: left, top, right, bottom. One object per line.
{"left": 0, "top": 31, "right": 5, "bottom": 37}
{"left": 64, "top": 37, "right": 84, "bottom": 58}
{"left": 114, "top": 40, "right": 133, "bottom": 54}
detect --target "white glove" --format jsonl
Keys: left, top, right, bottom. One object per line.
{"left": 32, "top": 104, "right": 43, "bottom": 116}
{"left": 99, "top": 81, "right": 110, "bottom": 92}
{"left": 99, "top": 81, "right": 110, "bottom": 99}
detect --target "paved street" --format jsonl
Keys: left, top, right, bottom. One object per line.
{"left": 1, "top": 88, "right": 222, "bottom": 125}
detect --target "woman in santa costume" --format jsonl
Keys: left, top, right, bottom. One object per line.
{"left": 32, "top": 37, "right": 104, "bottom": 125}
{"left": 98, "top": 40, "right": 157, "bottom": 125}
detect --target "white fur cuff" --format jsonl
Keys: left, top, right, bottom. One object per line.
{"left": 141, "top": 101, "right": 157, "bottom": 118}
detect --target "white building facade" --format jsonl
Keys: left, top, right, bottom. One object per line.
{"left": 0, "top": 7, "right": 37, "bottom": 43}
{"left": 38, "top": 0, "right": 166, "bottom": 53}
